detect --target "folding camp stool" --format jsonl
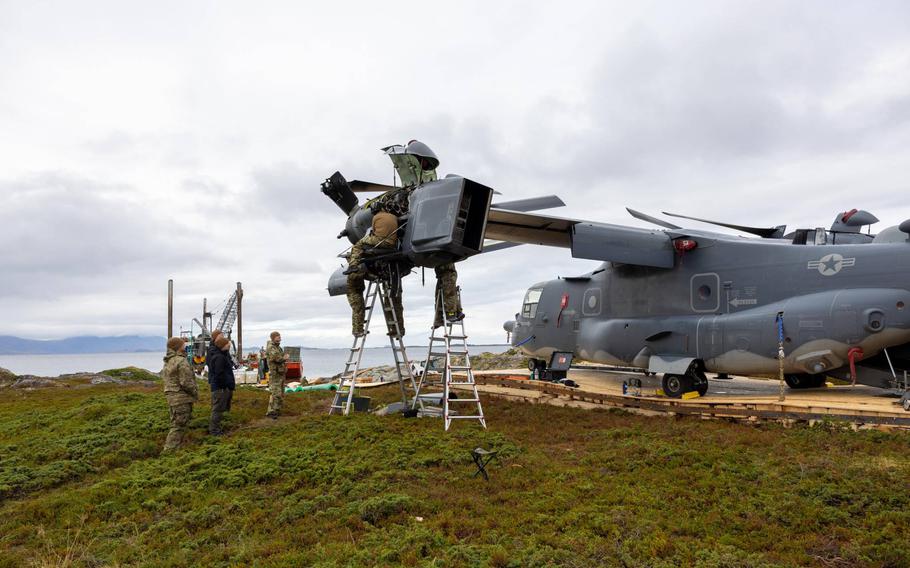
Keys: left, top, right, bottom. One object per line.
{"left": 471, "top": 447, "right": 498, "bottom": 481}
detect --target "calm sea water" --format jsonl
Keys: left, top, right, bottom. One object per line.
{"left": 0, "top": 344, "right": 511, "bottom": 379}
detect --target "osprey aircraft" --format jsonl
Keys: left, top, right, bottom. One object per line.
{"left": 500, "top": 206, "right": 910, "bottom": 398}
{"left": 321, "top": 142, "right": 910, "bottom": 400}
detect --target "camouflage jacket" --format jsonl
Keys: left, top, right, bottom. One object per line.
{"left": 367, "top": 187, "right": 412, "bottom": 217}
{"left": 266, "top": 341, "right": 287, "bottom": 375}
{"left": 162, "top": 349, "right": 198, "bottom": 405}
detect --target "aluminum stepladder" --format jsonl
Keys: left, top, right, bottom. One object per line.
{"left": 329, "top": 270, "right": 418, "bottom": 416}
{"left": 412, "top": 287, "right": 486, "bottom": 430}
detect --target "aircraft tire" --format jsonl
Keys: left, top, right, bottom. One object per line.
{"left": 785, "top": 373, "right": 814, "bottom": 389}
{"left": 662, "top": 374, "right": 691, "bottom": 398}
{"left": 809, "top": 375, "right": 827, "bottom": 388}
{"left": 696, "top": 382, "right": 708, "bottom": 396}
{"left": 785, "top": 374, "right": 826, "bottom": 389}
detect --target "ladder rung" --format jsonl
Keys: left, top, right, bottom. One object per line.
{"left": 449, "top": 366, "right": 471, "bottom": 371}
{"left": 448, "top": 415, "right": 484, "bottom": 419}
{"left": 448, "top": 398, "right": 480, "bottom": 403}
{"left": 448, "top": 381, "right": 476, "bottom": 386}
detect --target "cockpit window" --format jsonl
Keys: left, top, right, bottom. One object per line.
{"left": 522, "top": 288, "right": 543, "bottom": 319}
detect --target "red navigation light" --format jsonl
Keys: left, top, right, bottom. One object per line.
{"left": 673, "top": 238, "right": 698, "bottom": 252}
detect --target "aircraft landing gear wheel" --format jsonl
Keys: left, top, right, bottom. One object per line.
{"left": 785, "top": 374, "right": 824, "bottom": 389}
{"left": 662, "top": 374, "right": 691, "bottom": 398}
{"left": 696, "top": 382, "right": 708, "bottom": 396}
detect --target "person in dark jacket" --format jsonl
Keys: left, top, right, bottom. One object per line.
{"left": 206, "top": 329, "right": 223, "bottom": 375}
{"left": 208, "top": 335, "right": 235, "bottom": 435}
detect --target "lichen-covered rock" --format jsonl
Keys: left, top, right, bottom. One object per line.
{"left": 0, "top": 367, "right": 17, "bottom": 388}
{"left": 89, "top": 375, "right": 126, "bottom": 385}
{"left": 11, "top": 376, "right": 66, "bottom": 389}
{"left": 470, "top": 348, "right": 529, "bottom": 371}
{"left": 100, "top": 367, "right": 161, "bottom": 382}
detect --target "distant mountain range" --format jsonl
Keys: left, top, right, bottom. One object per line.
{"left": 0, "top": 335, "right": 166, "bottom": 355}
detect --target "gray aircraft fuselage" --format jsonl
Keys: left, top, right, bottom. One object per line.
{"left": 510, "top": 234, "right": 910, "bottom": 389}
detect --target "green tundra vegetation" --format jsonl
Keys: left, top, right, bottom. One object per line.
{"left": 1, "top": 370, "right": 909, "bottom": 567}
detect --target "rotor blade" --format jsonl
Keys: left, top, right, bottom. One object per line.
{"left": 626, "top": 208, "right": 681, "bottom": 230}
{"left": 662, "top": 211, "right": 786, "bottom": 238}
{"left": 491, "top": 195, "right": 565, "bottom": 213}
{"left": 481, "top": 241, "right": 523, "bottom": 254}
{"left": 349, "top": 180, "right": 399, "bottom": 193}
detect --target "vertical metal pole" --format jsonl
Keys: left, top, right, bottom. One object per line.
{"left": 236, "top": 282, "right": 243, "bottom": 363}
{"left": 167, "top": 279, "right": 173, "bottom": 338}
{"left": 203, "top": 297, "right": 208, "bottom": 352}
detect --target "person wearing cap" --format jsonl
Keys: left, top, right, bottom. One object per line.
{"left": 206, "top": 329, "right": 223, "bottom": 376}
{"left": 345, "top": 210, "right": 403, "bottom": 337}
{"left": 161, "top": 337, "right": 199, "bottom": 452}
{"left": 208, "top": 335, "right": 235, "bottom": 435}
{"left": 265, "top": 331, "right": 289, "bottom": 419}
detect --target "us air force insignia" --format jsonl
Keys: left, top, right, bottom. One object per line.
{"left": 807, "top": 253, "right": 855, "bottom": 276}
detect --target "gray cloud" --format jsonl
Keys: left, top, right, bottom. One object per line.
{"left": 3, "top": 1, "right": 910, "bottom": 346}
{"left": 0, "top": 172, "right": 218, "bottom": 282}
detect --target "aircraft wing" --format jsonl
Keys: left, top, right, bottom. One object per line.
{"left": 485, "top": 209, "right": 675, "bottom": 268}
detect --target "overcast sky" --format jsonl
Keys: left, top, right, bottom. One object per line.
{"left": 3, "top": 1, "right": 910, "bottom": 348}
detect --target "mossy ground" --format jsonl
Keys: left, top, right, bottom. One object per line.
{"left": 1, "top": 378, "right": 909, "bottom": 567}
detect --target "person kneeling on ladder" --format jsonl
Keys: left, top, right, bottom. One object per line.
{"left": 345, "top": 211, "right": 403, "bottom": 337}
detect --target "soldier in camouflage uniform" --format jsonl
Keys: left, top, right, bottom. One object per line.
{"left": 433, "top": 262, "right": 464, "bottom": 328}
{"left": 381, "top": 141, "right": 464, "bottom": 328}
{"left": 346, "top": 211, "right": 401, "bottom": 336}
{"left": 161, "top": 337, "right": 199, "bottom": 452}
{"left": 265, "top": 331, "right": 289, "bottom": 419}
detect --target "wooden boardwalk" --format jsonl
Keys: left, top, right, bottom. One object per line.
{"left": 460, "top": 369, "right": 910, "bottom": 429}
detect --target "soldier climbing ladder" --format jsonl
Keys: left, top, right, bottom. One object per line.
{"left": 329, "top": 277, "right": 418, "bottom": 415}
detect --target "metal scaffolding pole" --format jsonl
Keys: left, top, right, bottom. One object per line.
{"left": 167, "top": 279, "right": 173, "bottom": 338}
{"left": 236, "top": 282, "right": 243, "bottom": 362}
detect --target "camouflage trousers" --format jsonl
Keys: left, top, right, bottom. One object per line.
{"left": 163, "top": 402, "right": 193, "bottom": 451}
{"left": 347, "top": 235, "right": 396, "bottom": 335}
{"left": 434, "top": 263, "right": 461, "bottom": 326}
{"left": 267, "top": 373, "right": 286, "bottom": 417}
